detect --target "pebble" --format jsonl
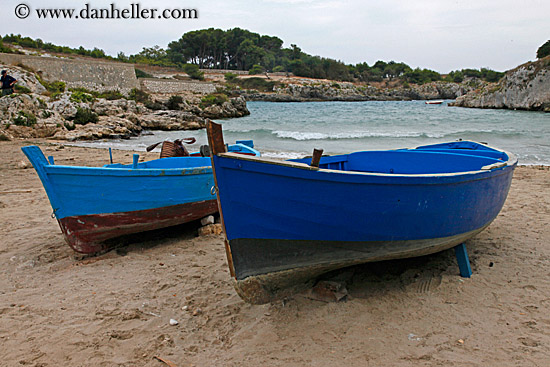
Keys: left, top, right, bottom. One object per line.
{"left": 192, "top": 308, "right": 202, "bottom": 316}
{"left": 200, "top": 215, "right": 215, "bottom": 226}
{"left": 17, "top": 161, "right": 30, "bottom": 169}
{"left": 169, "top": 318, "right": 179, "bottom": 326}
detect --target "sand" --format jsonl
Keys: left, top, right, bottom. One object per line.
{"left": 0, "top": 139, "right": 549, "bottom": 367}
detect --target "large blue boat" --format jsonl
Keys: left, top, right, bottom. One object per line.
{"left": 22, "top": 142, "right": 259, "bottom": 254}
{"left": 207, "top": 121, "right": 517, "bottom": 304}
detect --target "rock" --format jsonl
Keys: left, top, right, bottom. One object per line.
{"left": 200, "top": 215, "right": 215, "bottom": 226}
{"left": 169, "top": 319, "right": 179, "bottom": 326}
{"left": 138, "top": 110, "right": 205, "bottom": 131}
{"left": 451, "top": 57, "right": 550, "bottom": 111}
{"left": 198, "top": 223, "right": 223, "bottom": 236}
{"left": 92, "top": 98, "right": 139, "bottom": 116}
{"left": 306, "top": 280, "right": 348, "bottom": 302}
{"left": 17, "top": 160, "right": 30, "bottom": 169}
{"left": 245, "top": 81, "right": 471, "bottom": 102}
{"left": 201, "top": 96, "right": 250, "bottom": 118}
{"left": 0, "top": 93, "right": 43, "bottom": 121}
{"left": 0, "top": 65, "right": 47, "bottom": 94}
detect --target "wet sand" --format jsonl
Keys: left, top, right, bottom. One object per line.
{"left": 1, "top": 140, "right": 549, "bottom": 366}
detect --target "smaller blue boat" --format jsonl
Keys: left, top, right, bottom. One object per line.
{"left": 207, "top": 121, "right": 517, "bottom": 304}
{"left": 22, "top": 141, "right": 260, "bottom": 254}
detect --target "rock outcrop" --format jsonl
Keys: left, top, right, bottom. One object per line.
{"left": 450, "top": 57, "right": 550, "bottom": 111}
{"left": 0, "top": 64, "right": 250, "bottom": 141}
{"left": 244, "top": 80, "right": 474, "bottom": 102}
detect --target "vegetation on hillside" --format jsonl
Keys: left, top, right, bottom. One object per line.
{"left": 537, "top": 40, "right": 550, "bottom": 59}
{"left": 2, "top": 31, "right": 504, "bottom": 84}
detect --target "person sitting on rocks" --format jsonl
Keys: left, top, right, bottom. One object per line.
{"left": 1, "top": 70, "right": 17, "bottom": 96}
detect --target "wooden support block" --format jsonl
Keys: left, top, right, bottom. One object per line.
{"left": 454, "top": 243, "right": 472, "bottom": 278}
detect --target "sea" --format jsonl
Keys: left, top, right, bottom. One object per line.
{"left": 73, "top": 100, "right": 550, "bottom": 165}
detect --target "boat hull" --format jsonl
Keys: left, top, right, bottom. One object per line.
{"left": 58, "top": 200, "right": 218, "bottom": 254}
{"left": 22, "top": 146, "right": 219, "bottom": 253}
{"left": 230, "top": 225, "right": 488, "bottom": 303}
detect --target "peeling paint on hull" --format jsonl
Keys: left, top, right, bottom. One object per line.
{"left": 58, "top": 200, "right": 218, "bottom": 254}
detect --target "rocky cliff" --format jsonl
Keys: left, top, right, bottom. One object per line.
{"left": 0, "top": 64, "right": 249, "bottom": 141}
{"left": 243, "top": 80, "right": 475, "bottom": 102}
{"left": 450, "top": 57, "right": 550, "bottom": 111}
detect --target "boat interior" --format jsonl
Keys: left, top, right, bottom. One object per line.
{"left": 291, "top": 143, "right": 510, "bottom": 175}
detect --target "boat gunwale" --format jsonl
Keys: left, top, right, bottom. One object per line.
{"left": 41, "top": 164, "right": 214, "bottom": 177}
{"left": 217, "top": 144, "right": 517, "bottom": 179}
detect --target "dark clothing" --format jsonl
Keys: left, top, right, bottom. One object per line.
{"left": 1, "top": 74, "right": 16, "bottom": 96}
{"left": 1, "top": 74, "right": 16, "bottom": 89}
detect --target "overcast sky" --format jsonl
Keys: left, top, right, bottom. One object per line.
{"left": 3, "top": 0, "right": 549, "bottom": 73}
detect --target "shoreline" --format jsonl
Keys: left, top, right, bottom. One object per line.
{"left": 1, "top": 140, "right": 549, "bottom": 365}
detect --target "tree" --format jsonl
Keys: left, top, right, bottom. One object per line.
{"left": 537, "top": 40, "right": 550, "bottom": 59}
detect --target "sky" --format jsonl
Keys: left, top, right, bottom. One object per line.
{"left": 3, "top": 0, "right": 549, "bottom": 73}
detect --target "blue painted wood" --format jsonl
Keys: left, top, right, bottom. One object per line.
{"left": 47, "top": 156, "right": 54, "bottom": 165}
{"left": 455, "top": 243, "right": 472, "bottom": 278}
{"left": 132, "top": 154, "right": 139, "bottom": 169}
{"left": 213, "top": 140, "right": 516, "bottom": 245}
{"left": 21, "top": 143, "right": 259, "bottom": 221}
{"left": 109, "top": 147, "right": 113, "bottom": 164}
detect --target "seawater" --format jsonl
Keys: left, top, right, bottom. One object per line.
{"left": 74, "top": 100, "right": 550, "bottom": 165}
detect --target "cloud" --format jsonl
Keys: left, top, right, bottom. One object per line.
{"left": 3, "top": 0, "right": 549, "bottom": 72}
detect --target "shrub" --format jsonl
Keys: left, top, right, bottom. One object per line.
{"left": 70, "top": 91, "right": 95, "bottom": 103}
{"left": 13, "top": 111, "right": 37, "bottom": 126}
{"left": 135, "top": 68, "right": 154, "bottom": 78}
{"left": 15, "top": 85, "right": 32, "bottom": 94}
{"left": 128, "top": 88, "right": 150, "bottom": 103}
{"left": 248, "top": 64, "right": 264, "bottom": 75}
{"left": 238, "top": 77, "right": 277, "bottom": 92}
{"left": 224, "top": 72, "right": 239, "bottom": 83}
{"left": 72, "top": 107, "right": 98, "bottom": 125}
{"left": 272, "top": 65, "right": 285, "bottom": 73}
{"left": 199, "top": 93, "right": 229, "bottom": 109}
{"left": 166, "top": 95, "right": 183, "bottom": 110}
{"left": 37, "top": 76, "right": 65, "bottom": 94}
{"left": 144, "top": 100, "right": 165, "bottom": 110}
{"left": 537, "top": 40, "right": 550, "bottom": 59}
{"left": 97, "top": 90, "right": 124, "bottom": 100}
{"left": 182, "top": 64, "right": 204, "bottom": 80}
{"left": 64, "top": 122, "right": 76, "bottom": 130}
{"left": 0, "top": 39, "right": 14, "bottom": 53}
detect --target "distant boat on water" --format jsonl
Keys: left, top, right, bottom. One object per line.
{"left": 22, "top": 142, "right": 260, "bottom": 254}
{"left": 425, "top": 100, "right": 444, "bottom": 105}
{"left": 207, "top": 120, "right": 517, "bottom": 304}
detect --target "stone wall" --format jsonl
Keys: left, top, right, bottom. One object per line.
{"left": 140, "top": 78, "right": 217, "bottom": 94}
{"left": 200, "top": 69, "right": 289, "bottom": 77}
{"left": 0, "top": 53, "right": 138, "bottom": 93}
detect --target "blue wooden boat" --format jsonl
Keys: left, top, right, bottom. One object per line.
{"left": 22, "top": 142, "right": 260, "bottom": 254}
{"left": 206, "top": 121, "right": 517, "bottom": 304}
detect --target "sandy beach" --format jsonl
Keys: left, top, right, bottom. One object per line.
{"left": 1, "top": 139, "right": 549, "bottom": 366}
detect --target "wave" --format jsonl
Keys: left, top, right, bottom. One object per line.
{"left": 272, "top": 129, "right": 523, "bottom": 141}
